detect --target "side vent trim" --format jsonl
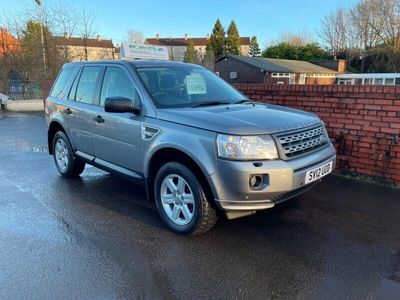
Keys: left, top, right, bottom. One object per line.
{"left": 142, "top": 125, "right": 159, "bottom": 141}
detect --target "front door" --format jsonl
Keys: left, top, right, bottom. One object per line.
{"left": 67, "top": 66, "right": 102, "bottom": 156}
{"left": 91, "top": 66, "right": 143, "bottom": 173}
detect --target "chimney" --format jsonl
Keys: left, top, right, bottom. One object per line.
{"left": 64, "top": 32, "right": 69, "bottom": 39}
{"left": 337, "top": 60, "right": 346, "bottom": 73}
{"left": 156, "top": 33, "right": 160, "bottom": 40}
{"left": 96, "top": 35, "right": 101, "bottom": 42}
{"left": 184, "top": 33, "right": 188, "bottom": 40}
{"left": 206, "top": 33, "right": 210, "bottom": 40}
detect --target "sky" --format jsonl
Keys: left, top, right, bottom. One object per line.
{"left": 1, "top": 0, "right": 359, "bottom": 47}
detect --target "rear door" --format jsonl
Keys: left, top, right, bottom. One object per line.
{"left": 66, "top": 66, "right": 103, "bottom": 157}
{"left": 91, "top": 65, "right": 143, "bottom": 173}
{"left": 47, "top": 66, "right": 77, "bottom": 137}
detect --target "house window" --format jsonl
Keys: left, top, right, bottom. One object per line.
{"left": 230, "top": 71, "right": 238, "bottom": 79}
{"left": 385, "top": 78, "right": 395, "bottom": 85}
{"left": 306, "top": 73, "right": 335, "bottom": 78}
{"left": 373, "top": 78, "right": 384, "bottom": 85}
{"left": 338, "top": 79, "right": 353, "bottom": 85}
{"left": 363, "top": 79, "right": 372, "bottom": 85}
{"left": 272, "top": 73, "right": 290, "bottom": 78}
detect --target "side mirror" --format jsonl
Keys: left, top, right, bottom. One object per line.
{"left": 104, "top": 97, "right": 140, "bottom": 114}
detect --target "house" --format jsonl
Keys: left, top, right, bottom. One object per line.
{"left": 215, "top": 55, "right": 339, "bottom": 85}
{"left": 53, "top": 33, "right": 116, "bottom": 61}
{"left": 145, "top": 34, "right": 250, "bottom": 61}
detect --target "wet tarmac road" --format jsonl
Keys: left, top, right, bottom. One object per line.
{"left": 0, "top": 112, "right": 400, "bottom": 299}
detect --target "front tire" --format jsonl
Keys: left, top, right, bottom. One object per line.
{"left": 154, "top": 162, "right": 217, "bottom": 235}
{"left": 53, "top": 131, "right": 85, "bottom": 178}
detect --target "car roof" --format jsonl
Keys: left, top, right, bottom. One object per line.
{"left": 63, "top": 60, "right": 202, "bottom": 69}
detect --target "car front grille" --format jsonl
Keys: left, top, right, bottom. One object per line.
{"left": 275, "top": 124, "right": 328, "bottom": 160}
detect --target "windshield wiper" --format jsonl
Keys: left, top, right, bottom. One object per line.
{"left": 192, "top": 101, "right": 231, "bottom": 108}
{"left": 232, "top": 99, "right": 251, "bottom": 104}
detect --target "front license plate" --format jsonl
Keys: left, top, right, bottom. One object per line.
{"left": 305, "top": 161, "right": 333, "bottom": 184}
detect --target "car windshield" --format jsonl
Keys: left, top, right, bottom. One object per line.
{"left": 135, "top": 65, "right": 247, "bottom": 108}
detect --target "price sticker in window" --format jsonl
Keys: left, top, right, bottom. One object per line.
{"left": 186, "top": 73, "right": 207, "bottom": 95}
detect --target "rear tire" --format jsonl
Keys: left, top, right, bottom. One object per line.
{"left": 53, "top": 131, "right": 85, "bottom": 178}
{"left": 154, "top": 162, "right": 217, "bottom": 235}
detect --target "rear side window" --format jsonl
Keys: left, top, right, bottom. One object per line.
{"left": 68, "top": 70, "right": 80, "bottom": 101}
{"left": 75, "top": 66, "right": 101, "bottom": 105}
{"left": 50, "top": 67, "right": 75, "bottom": 98}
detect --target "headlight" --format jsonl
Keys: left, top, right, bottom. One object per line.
{"left": 217, "top": 134, "right": 279, "bottom": 160}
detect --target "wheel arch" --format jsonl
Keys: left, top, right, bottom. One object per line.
{"left": 47, "top": 121, "right": 67, "bottom": 155}
{"left": 146, "top": 147, "right": 216, "bottom": 206}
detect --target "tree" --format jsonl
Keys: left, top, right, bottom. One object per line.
{"left": 321, "top": 7, "right": 349, "bottom": 59}
{"left": 183, "top": 39, "right": 199, "bottom": 64}
{"left": 0, "top": 27, "right": 20, "bottom": 92}
{"left": 21, "top": 20, "right": 54, "bottom": 78}
{"left": 262, "top": 42, "right": 298, "bottom": 59}
{"left": 262, "top": 42, "right": 330, "bottom": 61}
{"left": 0, "top": 0, "right": 106, "bottom": 83}
{"left": 300, "top": 43, "right": 331, "bottom": 61}
{"left": 349, "top": 0, "right": 386, "bottom": 71}
{"left": 47, "top": 0, "right": 79, "bottom": 37}
{"left": 124, "top": 29, "right": 145, "bottom": 44}
{"left": 225, "top": 20, "right": 240, "bottom": 55}
{"left": 364, "top": 0, "right": 400, "bottom": 72}
{"left": 202, "top": 41, "right": 215, "bottom": 70}
{"left": 79, "top": 10, "right": 97, "bottom": 60}
{"left": 0, "top": 28, "right": 19, "bottom": 56}
{"left": 277, "top": 30, "right": 314, "bottom": 46}
{"left": 249, "top": 36, "right": 261, "bottom": 57}
{"left": 209, "top": 19, "right": 225, "bottom": 59}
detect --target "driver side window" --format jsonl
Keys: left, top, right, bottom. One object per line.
{"left": 100, "top": 67, "right": 140, "bottom": 107}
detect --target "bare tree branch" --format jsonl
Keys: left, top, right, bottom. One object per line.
{"left": 124, "top": 29, "right": 145, "bottom": 44}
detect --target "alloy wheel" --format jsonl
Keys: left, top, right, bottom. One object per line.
{"left": 160, "top": 174, "right": 195, "bottom": 225}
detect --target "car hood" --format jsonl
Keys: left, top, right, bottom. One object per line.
{"left": 157, "top": 102, "right": 322, "bottom": 135}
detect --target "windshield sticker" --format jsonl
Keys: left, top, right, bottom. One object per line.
{"left": 186, "top": 73, "right": 207, "bottom": 95}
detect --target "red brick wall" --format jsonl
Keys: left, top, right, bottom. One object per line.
{"left": 235, "top": 84, "right": 400, "bottom": 185}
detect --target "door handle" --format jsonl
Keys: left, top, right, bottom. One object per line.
{"left": 93, "top": 115, "right": 105, "bottom": 123}
{"left": 63, "top": 108, "right": 72, "bottom": 115}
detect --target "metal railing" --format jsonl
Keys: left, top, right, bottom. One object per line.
{"left": 7, "top": 80, "right": 43, "bottom": 100}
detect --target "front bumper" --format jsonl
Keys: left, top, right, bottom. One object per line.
{"left": 209, "top": 143, "right": 336, "bottom": 211}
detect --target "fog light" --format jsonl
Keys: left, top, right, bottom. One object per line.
{"left": 249, "top": 175, "right": 263, "bottom": 189}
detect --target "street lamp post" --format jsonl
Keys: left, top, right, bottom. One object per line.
{"left": 34, "top": 0, "right": 47, "bottom": 76}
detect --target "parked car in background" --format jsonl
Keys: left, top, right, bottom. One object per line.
{"left": 0, "top": 92, "right": 9, "bottom": 103}
{"left": 45, "top": 60, "right": 336, "bottom": 235}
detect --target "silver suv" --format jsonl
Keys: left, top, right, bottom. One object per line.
{"left": 45, "top": 60, "right": 336, "bottom": 235}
